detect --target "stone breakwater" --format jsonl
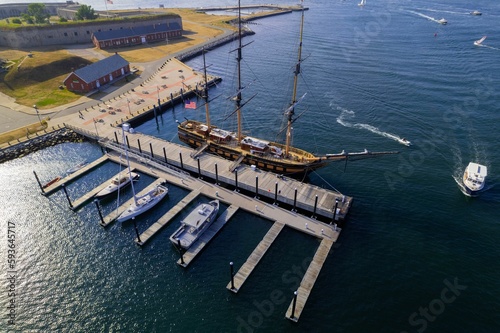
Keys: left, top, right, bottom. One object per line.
{"left": 0, "top": 128, "right": 86, "bottom": 164}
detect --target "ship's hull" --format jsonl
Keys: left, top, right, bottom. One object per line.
{"left": 178, "top": 125, "right": 327, "bottom": 176}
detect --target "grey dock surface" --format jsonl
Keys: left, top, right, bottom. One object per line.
{"left": 135, "top": 189, "right": 201, "bottom": 246}
{"left": 285, "top": 238, "right": 334, "bottom": 322}
{"left": 43, "top": 155, "right": 109, "bottom": 195}
{"left": 177, "top": 204, "right": 239, "bottom": 267}
{"left": 100, "top": 177, "right": 166, "bottom": 227}
{"left": 227, "top": 221, "right": 285, "bottom": 293}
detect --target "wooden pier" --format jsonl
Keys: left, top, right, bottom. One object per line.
{"left": 227, "top": 221, "right": 285, "bottom": 293}
{"left": 285, "top": 238, "right": 334, "bottom": 322}
{"left": 177, "top": 205, "right": 239, "bottom": 267}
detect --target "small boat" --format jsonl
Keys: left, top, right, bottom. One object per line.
{"left": 437, "top": 18, "right": 447, "bottom": 25}
{"left": 169, "top": 200, "right": 220, "bottom": 250}
{"left": 116, "top": 183, "right": 168, "bottom": 222}
{"left": 358, "top": 0, "right": 366, "bottom": 7}
{"left": 115, "top": 123, "right": 168, "bottom": 223}
{"left": 470, "top": 10, "right": 482, "bottom": 16}
{"left": 474, "top": 36, "right": 486, "bottom": 46}
{"left": 66, "top": 160, "right": 88, "bottom": 175}
{"left": 398, "top": 138, "right": 411, "bottom": 146}
{"left": 42, "top": 176, "right": 61, "bottom": 189}
{"left": 95, "top": 172, "right": 140, "bottom": 198}
{"left": 463, "top": 162, "right": 487, "bottom": 195}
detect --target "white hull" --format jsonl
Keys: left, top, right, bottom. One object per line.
{"left": 462, "top": 162, "right": 487, "bottom": 195}
{"left": 95, "top": 172, "right": 139, "bottom": 198}
{"left": 170, "top": 200, "right": 220, "bottom": 250}
{"left": 117, "top": 184, "right": 168, "bottom": 222}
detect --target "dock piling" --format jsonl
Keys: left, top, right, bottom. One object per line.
{"left": 179, "top": 152, "right": 184, "bottom": 169}
{"left": 291, "top": 291, "right": 298, "bottom": 320}
{"left": 292, "top": 188, "right": 297, "bottom": 212}
{"left": 137, "top": 139, "right": 142, "bottom": 154}
{"left": 230, "top": 262, "right": 235, "bottom": 291}
{"left": 126, "top": 135, "right": 130, "bottom": 149}
{"left": 33, "top": 170, "right": 44, "bottom": 194}
{"left": 312, "top": 195, "right": 318, "bottom": 219}
{"left": 61, "top": 183, "right": 73, "bottom": 209}
{"left": 133, "top": 217, "right": 142, "bottom": 244}
{"left": 163, "top": 147, "right": 168, "bottom": 163}
{"left": 94, "top": 199, "right": 104, "bottom": 225}
{"left": 274, "top": 182, "right": 278, "bottom": 205}
{"left": 331, "top": 198, "right": 339, "bottom": 224}
{"left": 215, "top": 163, "right": 219, "bottom": 185}
{"left": 150, "top": 143, "right": 154, "bottom": 158}
{"left": 255, "top": 176, "right": 259, "bottom": 199}
{"left": 114, "top": 131, "right": 119, "bottom": 144}
{"left": 197, "top": 158, "right": 202, "bottom": 179}
{"left": 234, "top": 169, "right": 239, "bottom": 192}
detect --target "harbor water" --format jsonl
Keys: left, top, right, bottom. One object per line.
{"left": 1, "top": 0, "right": 499, "bottom": 332}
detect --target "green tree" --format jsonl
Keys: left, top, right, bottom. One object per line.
{"left": 21, "top": 13, "right": 34, "bottom": 24}
{"left": 75, "top": 5, "right": 98, "bottom": 20}
{"left": 27, "top": 3, "right": 50, "bottom": 24}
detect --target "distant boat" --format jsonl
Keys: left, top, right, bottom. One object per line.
{"left": 116, "top": 123, "right": 168, "bottom": 223}
{"left": 463, "top": 162, "right": 487, "bottom": 195}
{"left": 169, "top": 200, "right": 220, "bottom": 250}
{"left": 437, "top": 18, "right": 447, "bottom": 25}
{"left": 474, "top": 36, "right": 487, "bottom": 46}
{"left": 398, "top": 138, "right": 411, "bottom": 147}
{"left": 358, "top": 0, "right": 366, "bottom": 7}
{"left": 66, "top": 160, "right": 88, "bottom": 174}
{"left": 470, "top": 10, "right": 482, "bottom": 16}
{"left": 95, "top": 171, "right": 140, "bottom": 198}
{"left": 42, "top": 176, "right": 61, "bottom": 189}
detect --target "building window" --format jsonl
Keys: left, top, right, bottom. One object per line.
{"left": 74, "top": 32, "right": 78, "bottom": 36}
{"left": 64, "top": 32, "right": 68, "bottom": 36}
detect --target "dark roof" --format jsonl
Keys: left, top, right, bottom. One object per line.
{"left": 92, "top": 22, "right": 181, "bottom": 41}
{"left": 72, "top": 53, "right": 129, "bottom": 83}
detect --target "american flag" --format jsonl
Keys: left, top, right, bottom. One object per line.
{"left": 184, "top": 101, "right": 196, "bottom": 109}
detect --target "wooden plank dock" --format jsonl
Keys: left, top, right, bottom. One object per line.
{"left": 99, "top": 177, "right": 166, "bottom": 227}
{"left": 135, "top": 189, "right": 200, "bottom": 246}
{"left": 227, "top": 221, "right": 285, "bottom": 293}
{"left": 42, "top": 155, "right": 109, "bottom": 195}
{"left": 285, "top": 238, "right": 334, "bottom": 322}
{"left": 177, "top": 204, "right": 239, "bottom": 267}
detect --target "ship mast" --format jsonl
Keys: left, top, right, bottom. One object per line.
{"left": 285, "top": 5, "right": 305, "bottom": 157}
{"left": 236, "top": 0, "right": 243, "bottom": 142}
{"left": 202, "top": 48, "right": 211, "bottom": 132}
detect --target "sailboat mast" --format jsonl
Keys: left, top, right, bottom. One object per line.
{"left": 285, "top": 5, "right": 305, "bottom": 156}
{"left": 202, "top": 48, "right": 211, "bottom": 132}
{"left": 122, "top": 123, "right": 138, "bottom": 206}
{"left": 236, "top": 0, "right": 243, "bottom": 142}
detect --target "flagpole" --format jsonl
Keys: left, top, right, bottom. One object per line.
{"left": 104, "top": 0, "right": 109, "bottom": 18}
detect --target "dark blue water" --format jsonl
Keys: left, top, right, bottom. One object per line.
{"left": 1, "top": 1, "right": 499, "bottom": 332}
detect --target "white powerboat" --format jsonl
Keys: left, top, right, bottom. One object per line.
{"left": 117, "top": 183, "right": 168, "bottom": 222}
{"left": 115, "top": 123, "right": 168, "bottom": 223}
{"left": 398, "top": 138, "right": 411, "bottom": 146}
{"left": 474, "top": 36, "right": 486, "bottom": 46}
{"left": 470, "top": 10, "right": 482, "bottom": 16}
{"left": 358, "top": 0, "right": 366, "bottom": 7}
{"left": 66, "top": 160, "right": 88, "bottom": 174}
{"left": 463, "top": 162, "right": 487, "bottom": 195}
{"left": 95, "top": 171, "right": 140, "bottom": 198}
{"left": 170, "top": 200, "right": 220, "bottom": 250}
{"left": 437, "top": 18, "right": 447, "bottom": 25}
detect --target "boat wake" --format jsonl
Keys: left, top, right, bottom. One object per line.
{"left": 336, "top": 107, "right": 410, "bottom": 146}
{"left": 406, "top": 10, "right": 447, "bottom": 24}
{"left": 414, "top": 7, "right": 469, "bottom": 15}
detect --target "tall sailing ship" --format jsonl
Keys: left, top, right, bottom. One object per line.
{"left": 178, "top": 1, "right": 397, "bottom": 176}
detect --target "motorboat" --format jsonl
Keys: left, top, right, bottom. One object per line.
{"left": 116, "top": 183, "right": 168, "bottom": 222}
{"left": 463, "top": 162, "right": 487, "bottom": 195}
{"left": 358, "top": 0, "right": 366, "bottom": 7}
{"left": 170, "top": 200, "right": 220, "bottom": 250}
{"left": 437, "top": 18, "right": 447, "bottom": 25}
{"left": 474, "top": 36, "right": 486, "bottom": 46}
{"left": 398, "top": 138, "right": 411, "bottom": 146}
{"left": 470, "top": 10, "right": 482, "bottom": 16}
{"left": 95, "top": 171, "right": 140, "bottom": 198}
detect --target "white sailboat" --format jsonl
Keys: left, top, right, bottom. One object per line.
{"left": 95, "top": 171, "right": 140, "bottom": 198}
{"left": 437, "top": 18, "right": 447, "bottom": 25}
{"left": 474, "top": 36, "right": 486, "bottom": 46}
{"left": 358, "top": 0, "right": 366, "bottom": 7}
{"left": 116, "top": 123, "right": 168, "bottom": 223}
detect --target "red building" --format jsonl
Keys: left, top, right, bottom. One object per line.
{"left": 63, "top": 53, "right": 130, "bottom": 93}
{"left": 91, "top": 22, "right": 182, "bottom": 49}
